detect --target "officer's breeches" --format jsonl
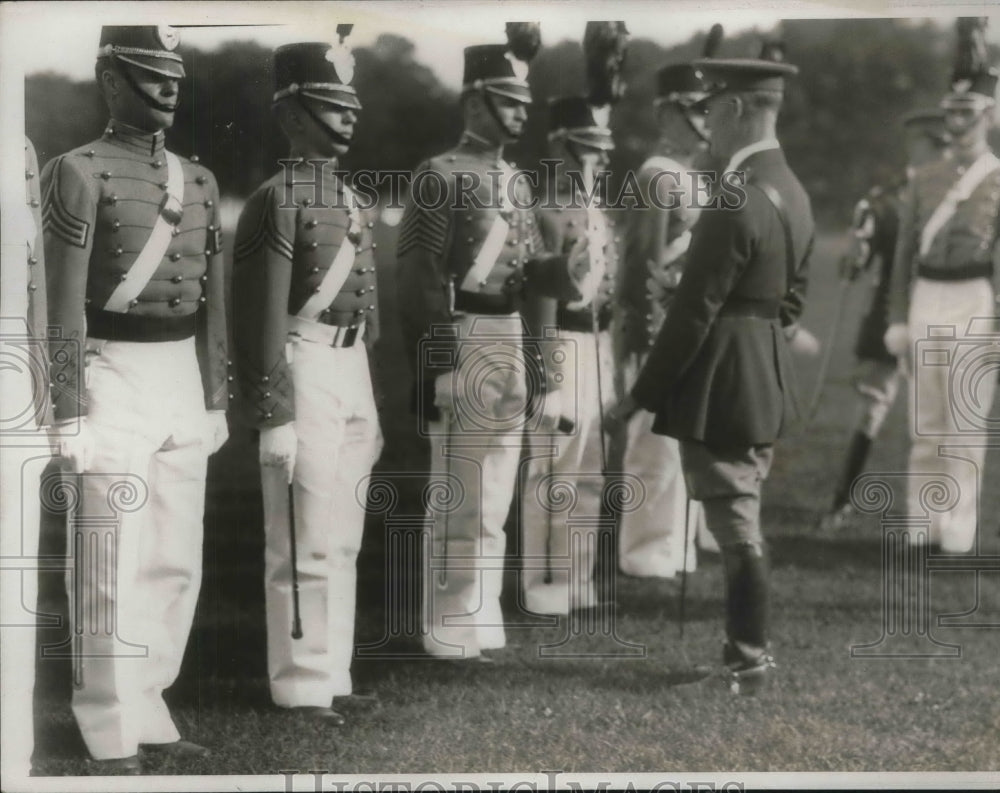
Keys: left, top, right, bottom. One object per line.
{"left": 906, "top": 277, "right": 997, "bottom": 552}
{"left": 68, "top": 337, "right": 210, "bottom": 760}
{"left": 618, "top": 354, "right": 700, "bottom": 577}
{"left": 521, "top": 329, "right": 613, "bottom": 614}
{"left": 263, "top": 340, "right": 380, "bottom": 706}
{"left": 422, "top": 314, "right": 525, "bottom": 658}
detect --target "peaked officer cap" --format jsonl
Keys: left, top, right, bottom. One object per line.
{"left": 463, "top": 44, "right": 532, "bottom": 104}
{"left": 692, "top": 57, "right": 798, "bottom": 98}
{"left": 97, "top": 25, "right": 186, "bottom": 79}
{"left": 548, "top": 95, "right": 614, "bottom": 151}
{"left": 273, "top": 40, "right": 362, "bottom": 111}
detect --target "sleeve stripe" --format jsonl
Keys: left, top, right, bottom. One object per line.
{"left": 42, "top": 158, "right": 90, "bottom": 248}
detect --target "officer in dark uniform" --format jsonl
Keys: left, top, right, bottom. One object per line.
{"left": 519, "top": 95, "right": 619, "bottom": 615}
{"left": 233, "top": 36, "right": 381, "bottom": 724}
{"left": 42, "top": 26, "right": 228, "bottom": 771}
{"left": 396, "top": 29, "right": 587, "bottom": 660}
{"left": 819, "top": 109, "right": 950, "bottom": 530}
{"left": 1, "top": 138, "right": 53, "bottom": 782}
{"left": 606, "top": 56, "right": 814, "bottom": 693}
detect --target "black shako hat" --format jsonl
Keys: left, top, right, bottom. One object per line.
{"left": 547, "top": 95, "right": 614, "bottom": 151}
{"left": 273, "top": 38, "right": 361, "bottom": 111}
{"left": 462, "top": 44, "right": 533, "bottom": 104}
{"left": 97, "top": 25, "right": 186, "bottom": 79}
{"left": 656, "top": 63, "right": 708, "bottom": 105}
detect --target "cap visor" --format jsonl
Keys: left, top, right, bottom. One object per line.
{"left": 483, "top": 83, "right": 532, "bottom": 104}
{"left": 299, "top": 88, "right": 362, "bottom": 111}
{"left": 115, "top": 53, "right": 186, "bottom": 79}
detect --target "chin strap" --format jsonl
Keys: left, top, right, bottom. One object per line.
{"left": 680, "top": 107, "right": 709, "bottom": 145}
{"left": 482, "top": 91, "right": 522, "bottom": 141}
{"left": 295, "top": 96, "right": 353, "bottom": 147}
{"left": 115, "top": 59, "right": 179, "bottom": 113}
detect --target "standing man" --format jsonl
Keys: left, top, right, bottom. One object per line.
{"left": 42, "top": 26, "right": 229, "bottom": 771}
{"left": 615, "top": 61, "right": 711, "bottom": 579}
{"left": 0, "top": 138, "right": 53, "bottom": 783}
{"left": 606, "top": 56, "right": 814, "bottom": 693}
{"left": 819, "top": 110, "right": 951, "bottom": 530}
{"left": 519, "top": 96, "right": 618, "bottom": 615}
{"left": 884, "top": 23, "right": 999, "bottom": 554}
{"left": 233, "top": 36, "right": 381, "bottom": 724}
{"left": 397, "top": 27, "right": 587, "bottom": 660}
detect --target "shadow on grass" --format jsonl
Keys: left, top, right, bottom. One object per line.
{"left": 770, "top": 534, "right": 884, "bottom": 570}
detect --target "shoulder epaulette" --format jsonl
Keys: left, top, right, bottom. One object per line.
{"left": 42, "top": 156, "right": 91, "bottom": 249}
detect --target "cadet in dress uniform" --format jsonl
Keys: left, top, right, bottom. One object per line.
{"left": 233, "top": 38, "right": 381, "bottom": 723}
{"left": 607, "top": 57, "right": 814, "bottom": 693}
{"left": 42, "top": 26, "right": 228, "bottom": 770}
{"left": 883, "top": 56, "right": 1000, "bottom": 554}
{"left": 615, "top": 62, "right": 711, "bottom": 580}
{"left": 519, "top": 96, "right": 618, "bottom": 615}
{"left": 396, "top": 31, "right": 586, "bottom": 659}
{"left": 819, "top": 110, "right": 950, "bottom": 530}
{"left": 0, "top": 139, "right": 53, "bottom": 783}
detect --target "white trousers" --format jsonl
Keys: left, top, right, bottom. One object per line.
{"left": 521, "top": 330, "right": 614, "bottom": 614}
{"left": 69, "top": 336, "right": 211, "bottom": 760}
{"left": 263, "top": 339, "right": 381, "bottom": 706}
{"left": 617, "top": 355, "right": 704, "bottom": 577}
{"left": 1, "top": 438, "right": 48, "bottom": 781}
{"left": 906, "top": 277, "right": 997, "bottom": 552}
{"left": 422, "top": 314, "right": 526, "bottom": 658}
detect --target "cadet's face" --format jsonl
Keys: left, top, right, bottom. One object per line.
{"left": 944, "top": 106, "right": 988, "bottom": 142}
{"left": 491, "top": 94, "right": 529, "bottom": 140}
{"left": 304, "top": 100, "right": 359, "bottom": 156}
{"left": 578, "top": 146, "right": 611, "bottom": 172}
{"left": 112, "top": 66, "right": 180, "bottom": 132}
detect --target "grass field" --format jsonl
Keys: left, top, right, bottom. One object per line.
{"left": 27, "top": 225, "right": 1000, "bottom": 783}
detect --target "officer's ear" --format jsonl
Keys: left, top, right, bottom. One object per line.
{"left": 95, "top": 60, "right": 119, "bottom": 98}
{"left": 731, "top": 94, "right": 745, "bottom": 119}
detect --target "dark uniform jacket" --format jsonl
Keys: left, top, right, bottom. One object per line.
{"left": 41, "top": 123, "right": 228, "bottom": 422}
{"left": 521, "top": 182, "right": 620, "bottom": 391}
{"left": 631, "top": 147, "right": 814, "bottom": 448}
{"left": 232, "top": 161, "right": 378, "bottom": 430}
{"left": 396, "top": 134, "right": 584, "bottom": 411}
{"left": 888, "top": 154, "right": 1000, "bottom": 325}
{"left": 850, "top": 182, "right": 903, "bottom": 363}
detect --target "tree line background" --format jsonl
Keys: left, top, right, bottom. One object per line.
{"left": 25, "top": 18, "right": 998, "bottom": 226}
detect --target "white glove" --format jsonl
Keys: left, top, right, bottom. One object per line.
{"left": 538, "top": 388, "right": 563, "bottom": 431}
{"left": 786, "top": 324, "right": 821, "bottom": 357}
{"left": 51, "top": 419, "right": 95, "bottom": 474}
{"left": 206, "top": 411, "right": 229, "bottom": 455}
{"left": 433, "top": 371, "right": 456, "bottom": 415}
{"left": 884, "top": 323, "right": 910, "bottom": 358}
{"left": 260, "top": 423, "right": 298, "bottom": 484}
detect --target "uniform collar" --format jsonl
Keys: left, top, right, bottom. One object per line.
{"left": 457, "top": 130, "right": 505, "bottom": 164}
{"left": 723, "top": 137, "right": 780, "bottom": 176}
{"left": 104, "top": 121, "right": 167, "bottom": 156}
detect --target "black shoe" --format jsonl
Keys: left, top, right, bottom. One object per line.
{"left": 140, "top": 740, "right": 211, "bottom": 759}
{"left": 725, "top": 654, "right": 776, "bottom": 696}
{"left": 85, "top": 755, "right": 141, "bottom": 775}
{"left": 333, "top": 689, "right": 379, "bottom": 709}
{"left": 295, "top": 706, "right": 346, "bottom": 725}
